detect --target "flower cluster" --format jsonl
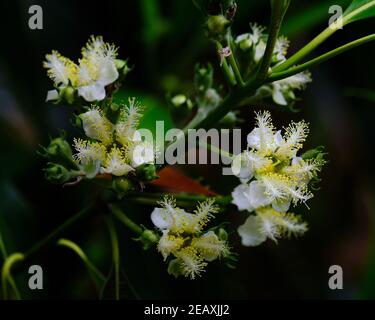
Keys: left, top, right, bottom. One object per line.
{"left": 42, "top": 98, "right": 156, "bottom": 189}
{"left": 151, "top": 197, "right": 229, "bottom": 279}
{"left": 235, "top": 23, "right": 312, "bottom": 106}
{"left": 75, "top": 98, "right": 155, "bottom": 176}
{"left": 231, "top": 111, "right": 324, "bottom": 246}
{"left": 44, "top": 36, "right": 128, "bottom": 103}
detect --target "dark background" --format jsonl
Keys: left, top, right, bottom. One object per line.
{"left": 0, "top": 0, "right": 374, "bottom": 299}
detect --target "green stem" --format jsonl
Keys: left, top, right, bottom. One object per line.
{"left": 256, "top": 0, "right": 290, "bottom": 82}
{"left": 105, "top": 216, "right": 120, "bottom": 301}
{"left": 227, "top": 36, "right": 245, "bottom": 86}
{"left": 1, "top": 253, "right": 24, "bottom": 300}
{"left": 109, "top": 204, "right": 143, "bottom": 235}
{"left": 272, "top": 26, "right": 336, "bottom": 73}
{"left": 126, "top": 192, "right": 232, "bottom": 207}
{"left": 1, "top": 230, "right": 22, "bottom": 300}
{"left": 216, "top": 41, "right": 237, "bottom": 87}
{"left": 198, "top": 141, "right": 233, "bottom": 159}
{"left": 268, "top": 34, "right": 375, "bottom": 82}
{"left": 189, "top": 84, "right": 258, "bottom": 130}
{"left": 11, "top": 205, "right": 93, "bottom": 275}
{"left": 57, "top": 238, "right": 106, "bottom": 287}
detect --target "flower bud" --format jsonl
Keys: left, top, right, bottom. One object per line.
{"left": 171, "top": 94, "right": 187, "bottom": 107}
{"left": 136, "top": 164, "right": 158, "bottom": 182}
{"left": 46, "top": 137, "right": 73, "bottom": 161}
{"left": 44, "top": 163, "right": 72, "bottom": 184}
{"left": 112, "top": 177, "right": 135, "bottom": 195}
{"left": 302, "top": 146, "right": 327, "bottom": 161}
{"left": 194, "top": 63, "right": 213, "bottom": 94}
{"left": 167, "top": 259, "right": 183, "bottom": 278}
{"left": 115, "top": 59, "right": 132, "bottom": 78}
{"left": 60, "top": 86, "right": 75, "bottom": 105}
{"left": 217, "top": 228, "right": 228, "bottom": 241}
{"left": 206, "top": 15, "right": 230, "bottom": 39}
{"left": 134, "top": 229, "right": 159, "bottom": 250}
{"left": 235, "top": 34, "right": 253, "bottom": 52}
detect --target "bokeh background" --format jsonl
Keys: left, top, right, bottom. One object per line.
{"left": 0, "top": 0, "right": 374, "bottom": 299}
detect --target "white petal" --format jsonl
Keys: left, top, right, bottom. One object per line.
{"left": 248, "top": 180, "right": 272, "bottom": 209}
{"left": 100, "top": 163, "right": 134, "bottom": 176}
{"left": 291, "top": 156, "right": 303, "bottom": 165}
{"left": 274, "top": 130, "right": 283, "bottom": 147}
{"left": 130, "top": 142, "right": 155, "bottom": 168}
{"left": 78, "top": 83, "right": 106, "bottom": 102}
{"left": 231, "top": 153, "right": 254, "bottom": 180}
{"left": 151, "top": 208, "right": 172, "bottom": 230}
{"left": 231, "top": 184, "right": 254, "bottom": 212}
{"left": 238, "top": 215, "right": 267, "bottom": 247}
{"left": 272, "top": 198, "right": 291, "bottom": 212}
{"left": 98, "top": 60, "right": 119, "bottom": 86}
{"left": 272, "top": 84, "right": 288, "bottom": 106}
{"left": 247, "top": 128, "right": 260, "bottom": 150}
{"left": 46, "top": 89, "right": 59, "bottom": 102}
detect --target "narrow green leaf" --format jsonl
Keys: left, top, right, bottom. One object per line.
{"left": 344, "top": 0, "right": 375, "bottom": 24}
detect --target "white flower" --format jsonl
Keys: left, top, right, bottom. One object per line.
{"left": 76, "top": 36, "right": 119, "bottom": 101}
{"left": 249, "top": 23, "right": 265, "bottom": 44}
{"left": 191, "top": 231, "right": 228, "bottom": 262}
{"left": 73, "top": 138, "right": 106, "bottom": 165}
{"left": 271, "top": 72, "right": 312, "bottom": 106}
{"left": 273, "top": 36, "right": 290, "bottom": 64}
{"left": 79, "top": 107, "right": 113, "bottom": 145}
{"left": 238, "top": 207, "right": 307, "bottom": 247}
{"left": 157, "top": 230, "right": 184, "bottom": 261}
{"left": 43, "top": 51, "right": 76, "bottom": 86}
{"left": 231, "top": 181, "right": 272, "bottom": 212}
{"left": 275, "top": 120, "right": 309, "bottom": 160}
{"left": 128, "top": 141, "right": 155, "bottom": 168}
{"left": 238, "top": 215, "right": 267, "bottom": 246}
{"left": 254, "top": 40, "right": 267, "bottom": 63}
{"left": 247, "top": 111, "right": 282, "bottom": 155}
{"left": 174, "top": 247, "right": 207, "bottom": 280}
{"left": 151, "top": 197, "right": 226, "bottom": 279}
{"left": 100, "top": 147, "right": 134, "bottom": 176}
{"left": 115, "top": 98, "right": 144, "bottom": 145}
{"left": 151, "top": 201, "right": 197, "bottom": 234}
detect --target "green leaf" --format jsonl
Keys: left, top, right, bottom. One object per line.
{"left": 344, "top": 0, "right": 375, "bottom": 24}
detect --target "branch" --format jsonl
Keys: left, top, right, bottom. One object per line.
{"left": 256, "top": 0, "right": 291, "bottom": 81}
{"left": 268, "top": 34, "right": 375, "bottom": 82}
{"left": 272, "top": 26, "right": 337, "bottom": 73}
{"left": 109, "top": 204, "right": 143, "bottom": 235}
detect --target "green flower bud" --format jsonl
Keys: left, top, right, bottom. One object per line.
{"left": 60, "top": 86, "right": 75, "bottom": 105}
{"left": 115, "top": 59, "right": 132, "bottom": 78}
{"left": 206, "top": 15, "right": 230, "bottom": 39}
{"left": 194, "top": 63, "right": 214, "bottom": 93}
{"left": 46, "top": 137, "right": 73, "bottom": 160}
{"left": 115, "top": 59, "right": 126, "bottom": 70}
{"left": 167, "top": 258, "right": 183, "bottom": 278}
{"left": 302, "top": 146, "right": 327, "bottom": 161}
{"left": 235, "top": 34, "right": 253, "bottom": 51}
{"left": 134, "top": 229, "right": 159, "bottom": 250}
{"left": 217, "top": 228, "right": 228, "bottom": 241}
{"left": 44, "top": 163, "right": 72, "bottom": 184}
{"left": 171, "top": 94, "right": 187, "bottom": 107}
{"left": 112, "top": 177, "right": 135, "bottom": 195}
{"left": 136, "top": 164, "right": 159, "bottom": 182}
